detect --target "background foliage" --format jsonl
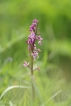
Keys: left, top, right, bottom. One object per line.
{"left": 0, "top": 0, "right": 71, "bottom": 105}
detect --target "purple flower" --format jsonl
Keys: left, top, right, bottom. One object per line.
{"left": 28, "top": 31, "right": 36, "bottom": 44}
{"left": 24, "top": 19, "right": 43, "bottom": 67}
{"left": 36, "top": 67, "right": 40, "bottom": 71}
{"left": 31, "top": 51, "right": 38, "bottom": 59}
{"left": 38, "top": 41, "right": 42, "bottom": 45}
{"left": 23, "top": 62, "right": 29, "bottom": 67}
{"left": 37, "top": 49, "right": 41, "bottom": 52}
{"left": 33, "top": 19, "right": 38, "bottom": 23}
{"left": 36, "top": 36, "right": 43, "bottom": 41}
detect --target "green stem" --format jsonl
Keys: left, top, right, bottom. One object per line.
{"left": 31, "top": 56, "right": 33, "bottom": 75}
{"left": 31, "top": 55, "right": 35, "bottom": 101}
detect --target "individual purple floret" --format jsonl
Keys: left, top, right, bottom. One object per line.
{"left": 23, "top": 62, "right": 29, "bottom": 67}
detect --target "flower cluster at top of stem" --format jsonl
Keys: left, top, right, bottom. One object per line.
{"left": 23, "top": 19, "right": 43, "bottom": 68}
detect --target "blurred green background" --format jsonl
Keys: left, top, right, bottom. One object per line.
{"left": 0, "top": 0, "right": 71, "bottom": 105}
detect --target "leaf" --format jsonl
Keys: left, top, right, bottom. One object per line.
{"left": 9, "top": 101, "right": 16, "bottom": 106}
{"left": 0, "top": 85, "right": 30, "bottom": 100}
